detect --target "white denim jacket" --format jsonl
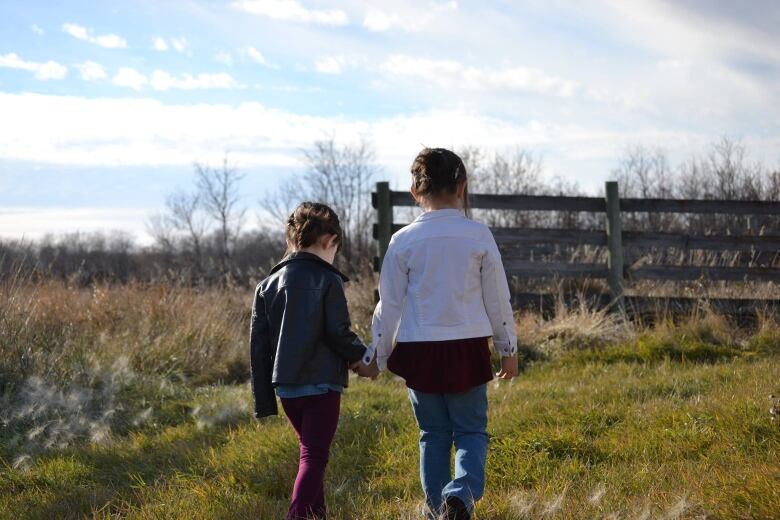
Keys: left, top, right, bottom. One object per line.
{"left": 368, "top": 208, "right": 517, "bottom": 371}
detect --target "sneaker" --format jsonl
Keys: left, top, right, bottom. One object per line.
{"left": 442, "top": 496, "right": 470, "bottom": 520}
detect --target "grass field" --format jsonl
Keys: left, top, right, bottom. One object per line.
{"left": 1, "top": 282, "right": 779, "bottom": 519}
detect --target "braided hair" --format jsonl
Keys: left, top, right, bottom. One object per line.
{"left": 285, "top": 202, "right": 343, "bottom": 253}
{"left": 410, "top": 147, "right": 470, "bottom": 216}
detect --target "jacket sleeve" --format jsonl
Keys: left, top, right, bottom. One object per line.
{"left": 249, "top": 286, "right": 278, "bottom": 418}
{"left": 480, "top": 227, "right": 518, "bottom": 357}
{"left": 371, "top": 238, "right": 409, "bottom": 371}
{"left": 323, "top": 277, "right": 369, "bottom": 364}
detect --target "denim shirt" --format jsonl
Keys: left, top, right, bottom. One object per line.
{"left": 275, "top": 383, "right": 344, "bottom": 398}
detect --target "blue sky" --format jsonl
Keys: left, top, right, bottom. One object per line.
{"left": 1, "top": 0, "right": 779, "bottom": 242}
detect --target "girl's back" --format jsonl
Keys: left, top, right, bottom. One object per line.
{"left": 373, "top": 207, "right": 517, "bottom": 369}
{"left": 389, "top": 208, "right": 504, "bottom": 335}
{"left": 369, "top": 147, "right": 519, "bottom": 520}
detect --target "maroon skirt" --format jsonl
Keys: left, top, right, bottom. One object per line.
{"left": 387, "top": 336, "right": 493, "bottom": 394}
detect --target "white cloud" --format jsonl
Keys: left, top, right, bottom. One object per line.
{"left": 149, "top": 70, "right": 242, "bottom": 91}
{"left": 363, "top": 1, "right": 458, "bottom": 32}
{"left": 31, "top": 24, "right": 44, "bottom": 35}
{"left": 231, "top": 0, "right": 348, "bottom": 26}
{"left": 0, "top": 53, "right": 67, "bottom": 80}
{"left": 152, "top": 36, "right": 188, "bottom": 53}
{"left": 62, "top": 22, "right": 127, "bottom": 49}
{"left": 240, "top": 46, "right": 270, "bottom": 66}
{"left": 0, "top": 207, "right": 153, "bottom": 242}
{"left": 591, "top": 0, "right": 780, "bottom": 69}
{"left": 380, "top": 54, "right": 578, "bottom": 97}
{"left": 215, "top": 52, "right": 234, "bottom": 66}
{"left": 314, "top": 55, "right": 347, "bottom": 74}
{"left": 112, "top": 68, "right": 148, "bottom": 91}
{"left": 656, "top": 59, "right": 690, "bottom": 72}
{"left": 94, "top": 33, "right": 127, "bottom": 49}
{"left": 110, "top": 67, "right": 241, "bottom": 91}
{"left": 0, "top": 91, "right": 721, "bottom": 182}
{"left": 363, "top": 11, "right": 403, "bottom": 32}
{"left": 152, "top": 36, "right": 168, "bottom": 51}
{"left": 75, "top": 61, "right": 108, "bottom": 81}
{"left": 170, "top": 37, "right": 188, "bottom": 53}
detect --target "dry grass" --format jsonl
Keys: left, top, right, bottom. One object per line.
{"left": 0, "top": 280, "right": 250, "bottom": 389}
{"left": 1, "top": 279, "right": 779, "bottom": 519}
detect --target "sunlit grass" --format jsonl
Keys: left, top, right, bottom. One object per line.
{"left": 1, "top": 280, "right": 779, "bottom": 518}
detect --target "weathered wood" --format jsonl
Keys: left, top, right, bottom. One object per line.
{"left": 605, "top": 181, "right": 625, "bottom": 311}
{"left": 388, "top": 225, "right": 607, "bottom": 246}
{"left": 389, "top": 189, "right": 780, "bottom": 215}
{"left": 492, "top": 228, "right": 606, "bottom": 246}
{"left": 623, "top": 231, "right": 780, "bottom": 251}
{"left": 629, "top": 265, "right": 780, "bottom": 283}
{"left": 390, "top": 191, "right": 606, "bottom": 212}
{"left": 375, "top": 182, "right": 392, "bottom": 272}
{"left": 504, "top": 260, "right": 608, "bottom": 278}
{"left": 373, "top": 183, "right": 780, "bottom": 308}
{"left": 621, "top": 198, "right": 780, "bottom": 215}
{"left": 381, "top": 226, "right": 780, "bottom": 252}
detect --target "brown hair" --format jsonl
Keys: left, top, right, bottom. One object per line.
{"left": 286, "top": 202, "right": 343, "bottom": 253}
{"left": 410, "top": 147, "right": 470, "bottom": 216}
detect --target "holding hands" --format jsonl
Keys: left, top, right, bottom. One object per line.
{"left": 351, "top": 355, "right": 380, "bottom": 380}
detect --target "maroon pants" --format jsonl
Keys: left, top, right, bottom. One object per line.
{"left": 280, "top": 391, "right": 341, "bottom": 520}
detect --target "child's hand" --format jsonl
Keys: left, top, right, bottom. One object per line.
{"left": 496, "top": 355, "right": 518, "bottom": 380}
{"left": 350, "top": 358, "right": 380, "bottom": 380}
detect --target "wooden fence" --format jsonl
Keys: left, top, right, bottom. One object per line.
{"left": 371, "top": 181, "right": 780, "bottom": 316}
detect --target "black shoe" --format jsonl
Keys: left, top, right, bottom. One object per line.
{"left": 442, "top": 496, "right": 470, "bottom": 520}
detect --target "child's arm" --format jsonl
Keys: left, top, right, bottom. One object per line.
{"left": 249, "top": 286, "right": 277, "bottom": 418}
{"left": 480, "top": 227, "right": 519, "bottom": 378}
{"left": 323, "top": 277, "right": 370, "bottom": 364}
{"left": 371, "top": 239, "right": 409, "bottom": 371}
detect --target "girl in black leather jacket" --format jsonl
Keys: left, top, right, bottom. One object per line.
{"left": 249, "top": 202, "right": 378, "bottom": 520}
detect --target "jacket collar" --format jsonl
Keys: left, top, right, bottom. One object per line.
{"left": 414, "top": 208, "right": 465, "bottom": 222}
{"left": 269, "top": 251, "right": 350, "bottom": 282}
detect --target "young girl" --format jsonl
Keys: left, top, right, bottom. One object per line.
{"left": 369, "top": 148, "right": 518, "bottom": 520}
{"left": 250, "top": 202, "right": 378, "bottom": 520}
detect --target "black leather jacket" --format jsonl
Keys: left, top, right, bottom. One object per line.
{"left": 249, "top": 251, "right": 368, "bottom": 418}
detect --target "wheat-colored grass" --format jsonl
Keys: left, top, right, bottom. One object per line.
{"left": 1, "top": 280, "right": 779, "bottom": 519}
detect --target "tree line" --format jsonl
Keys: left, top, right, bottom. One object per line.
{"left": 1, "top": 137, "right": 777, "bottom": 286}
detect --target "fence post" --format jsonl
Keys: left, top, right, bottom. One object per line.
{"left": 605, "top": 181, "right": 625, "bottom": 312}
{"left": 375, "top": 181, "right": 392, "bottom": 271}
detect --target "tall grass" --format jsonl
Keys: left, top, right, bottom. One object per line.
{"left": 0, "top": 279, "right": 250, "bottom": 390}
{"left": 1, "top": 278, "right": 779, "bottom": 518}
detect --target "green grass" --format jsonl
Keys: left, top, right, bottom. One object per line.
{"left": 2, "top": 351, "right": 779, "bottom": 519}
{"left": 2, "top": 282, "right": 779, "bottom": 518}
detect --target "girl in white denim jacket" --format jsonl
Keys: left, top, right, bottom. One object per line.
{"left": 368, "top": 148, "right": 518, "bottom": 520}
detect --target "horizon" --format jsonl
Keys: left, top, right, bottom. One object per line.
{"left": 1, "top": 0, "right": 779, "bottom": 244}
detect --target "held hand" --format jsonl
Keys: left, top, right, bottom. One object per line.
{"left": 350, "top": 358, "right": 380, "bottom": 380}
{"left": 496, "top": 355, "right": 518, "bottom": 380}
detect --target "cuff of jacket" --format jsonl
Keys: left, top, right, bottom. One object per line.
{"left": 494, "top": 341, "right": 518, "bottom": 357}
{"left": 377, "top": 354, "right": 389, "bottom": 372}
{"left": 360, "top": 347, "right": 376, "bottom": 365}
{"left": 254, "top": 406, "right": 278, "bottom": 419}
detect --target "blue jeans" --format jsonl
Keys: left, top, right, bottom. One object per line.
{"left": 408, "top": 384, "right": 488, "bottom": 515}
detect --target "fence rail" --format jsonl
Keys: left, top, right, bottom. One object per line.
{"left": 372, "top": 181, "right": 780, "bottom": 313}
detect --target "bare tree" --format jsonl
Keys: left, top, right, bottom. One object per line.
{"left": 464, "top": 147, "right": 548, "bottom": 228}
{"left": 612, "top": 146, "right": 676, "bottom": 231}
{"left": 145, "top": 213, "right": 175, "bottom": 254}
{"left": 168, "top": 190, "right": 209, "bottom": 271}
{"left": 306, "top": 137, "right": 377, "bottom": 270}
{"left": 195, "top": 156, "right": 247, "bottom": 276}
{"left": 146, "top": 189, "right": 209, "bottom": 276}
{"left": 260, "top": 176, "right": 304, "bottom": 230}
{"left": 261, "top": 137, "right": 378, "bottom": 273}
